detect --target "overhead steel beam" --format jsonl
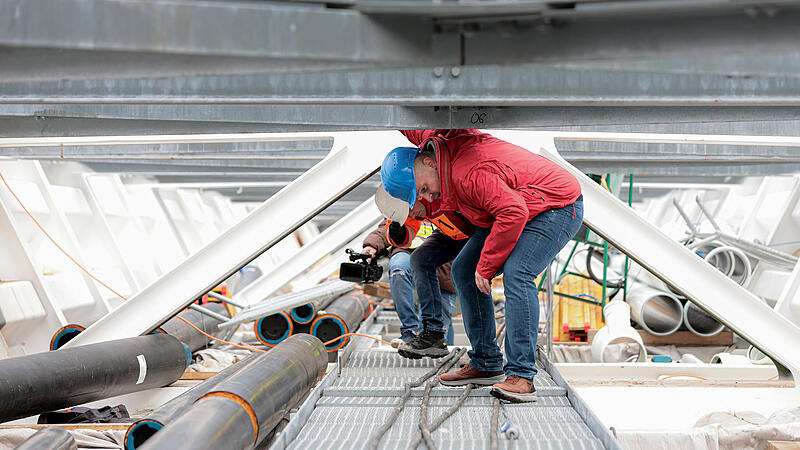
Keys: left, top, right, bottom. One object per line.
{"left": 69, "top": 158, "right": 323, "bottom": 170}
{"left": 3, "top": 66, "right": 800, "bottom": 106}
{"left": 0, "top": 141, "right": 331, "bottom": 159}
{"left": 2, "top": 0, "right": 800, "bottom": 69}
{"left": 350, "top": 0, "right": 800, "bottom": 19}
{"left": 0, "top": 115, "right": 383, "bottom": 138}
{"left": 2, "top": 104, "right": 799, "bottom": 132}
{"left": 60, "top": 131, "right": 407, "bottom": 347}
{"left": 83, "top": 163, "right": 306, "bottom": 176}
{"left": 0, "top": 0, "right": 449, "bottom": 63}
{"left": 572, "top": 162, "right": 800, "bottom": 177}
{"left": 0, "top": 47, "right": 381, "bottom": 83}
{"left": 462, "top": 7, "right": 800, "bottom": 64}
{"left": 551, "top": 52, "right": 800, "bottom": 78}
{"left": 557, "top": 131, "right": 800, "bottom": 174}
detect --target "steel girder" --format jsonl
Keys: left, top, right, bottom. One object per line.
{"left": 2, "top": 0, "right": 800, "bottom": 71}
{"left": 3, "top": 66, "right": 800, "bottom": 106}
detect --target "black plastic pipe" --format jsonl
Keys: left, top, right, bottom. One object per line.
{"left": 311, "top": 291, "right": 372, "bottom": 352}
{"left": 253, "top": 311, "right": 293, "bottom": 347}
{"left": 289, "top": 288, "right": 345, "bottom": 326}
{"left": 15, "top": 427, "right": 76, "bottom": 450}
{"left": 0, "top": 334, "right": 190, "bottom": 423}
{"left": 53, "top": 303, "right": 229, "bottom": 353}
{"left": 49, "top": 324, "right": 86, "bottom": 351}
{"left": 157, "top": 302, "right": 229, "bottom": 352}
{"left": 290, "top": 302, "right": 316, "bottom": 325}
{"left": 124, "top": 354, "right": 258, "bottom": 450}
{"left": 139, "top": 334, "right": 327, "bottom": 450}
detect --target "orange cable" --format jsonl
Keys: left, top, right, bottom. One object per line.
{"left": 323, "top": 333, "right": 392, "bottom": 347}
{"left": 1, "top": 171, "right": 267, "bottom": 353}
{"left": 660, "top": 374, "right": 709, "bottom": 381}
{"left": 768, "top": 374, "right": 779, "bottom": 381}
{"left": 0, "top": 171, "right": 128, "bottom": 300}
{"left": 175, "top": 315, "right": 266, "bottom": 352}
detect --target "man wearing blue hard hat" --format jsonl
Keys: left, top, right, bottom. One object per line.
{"left": 377, "top": 151, "right": 475, "bottom": 360}
{"left": 380, "top": 130, "right": 583, "bottom": 403}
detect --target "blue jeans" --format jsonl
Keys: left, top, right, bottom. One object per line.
{"left": 388, "top": 252, "right": 419, "bottom": 334}
{"left": 410, "top": 230, "right": 466, "bottom": 337}
{"left": 452, "top": 198, "right": 584, "bottom": 379}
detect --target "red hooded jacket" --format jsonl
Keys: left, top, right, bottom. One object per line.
{"left": 401, "top": 129, "right": 582, "bottom": 278}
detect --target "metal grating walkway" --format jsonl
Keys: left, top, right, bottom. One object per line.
{"left": 287, "top": 349, "right": 606, "bottom": 450}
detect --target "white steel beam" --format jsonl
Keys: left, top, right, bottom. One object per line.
{"left": 493, "top": 130, "right": 800, "bottom": 383}
{"left": 233, "top": 196, "right": 381, "bottom": 306}
{"left": 62, "top": 131, "right": 406, "bottom": 348}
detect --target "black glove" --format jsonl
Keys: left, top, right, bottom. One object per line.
{"left": 388, "top": 221, "right": 407, "bottom": 243}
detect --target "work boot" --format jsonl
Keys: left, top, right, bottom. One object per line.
{"left": 390, "top": 329, "right": 417, "bottom": 349}
{"left": 397, "top": 328, "right": 449, "bottom": 359}
{"left": 490, "top": 375, "right": 538, "bottom": 403}
{"left": 440, "top": 363, "right": 505, "bottom": 386}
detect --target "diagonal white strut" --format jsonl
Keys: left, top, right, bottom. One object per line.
{"left": 232, "top": 196, "right": 382, "bottom": 306}
{"left": 493, "top": 130, "right": 800, "bottom": 383}
{"left": 63, "top": 131, "right": 406, "bottom": 348}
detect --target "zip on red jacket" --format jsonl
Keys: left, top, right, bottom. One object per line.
{"left": 400, "top": 129, "right": 582, "bottom": 279}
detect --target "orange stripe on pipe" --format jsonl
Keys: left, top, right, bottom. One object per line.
{"left": 199, "top": 391, "right": 259, "bottom": 444}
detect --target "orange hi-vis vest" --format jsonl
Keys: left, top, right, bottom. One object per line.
{"left": 386, "top": 212, "right": 470, "bottom": 249}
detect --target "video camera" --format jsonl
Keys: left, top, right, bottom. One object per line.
{"left": 339, "top": 248, "right": 384, "bottom": 284}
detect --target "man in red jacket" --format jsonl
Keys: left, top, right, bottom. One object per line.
{"left": 382, "top": 130, "right": 583, "bottom": 402}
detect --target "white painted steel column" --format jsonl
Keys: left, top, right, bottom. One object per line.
{"left": 233, "top": 196, "right": 381, "bottom": 306}
{"left": 64, "top": 131, "right": 405, "bottom": 347}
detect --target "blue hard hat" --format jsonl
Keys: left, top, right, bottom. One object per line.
{"left": 381, "top": 147, "right": 419, "bottom": 207}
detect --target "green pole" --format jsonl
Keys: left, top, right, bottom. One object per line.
{"left": 624, "top": 173, "right": 634, "bottom": 302}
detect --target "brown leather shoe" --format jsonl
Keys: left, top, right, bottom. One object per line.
{"left": 490, "top": 375, "right": 538, "bottom": 403}
{"left": 439, "top": 363, "right": 505, "bottom": 386}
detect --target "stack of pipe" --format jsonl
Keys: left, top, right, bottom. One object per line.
{"left": 676, "top": 244, "right": 747, "bottom": 338}
{"left": 311, "top": 291, "right": 373, "bottom": 352}
{"left": 0, "top": 334, "right": 189, "bottom": 423}
{"left": 139, "top": 334, "right": 327, "bottom": 450}
{"left": 246, "top": 281, "right": 358, "bottom": 346}
{"left": 220, "top": 280, "right": 354, "bottom": 346}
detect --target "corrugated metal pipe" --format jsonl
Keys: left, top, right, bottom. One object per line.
{"left": 139, "top": 334, "right": 327, "bottom": 450}
{"left": 0, "top": 334, "right": 190, "bottom": 423}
